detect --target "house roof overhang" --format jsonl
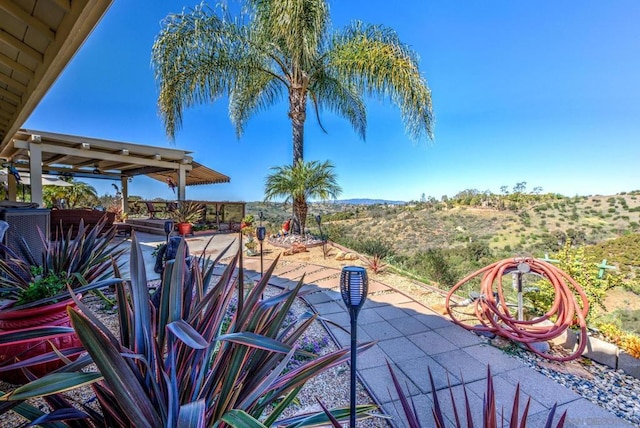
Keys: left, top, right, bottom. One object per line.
{"left": 0, "top": 0, "right": 114, "bottom": 148}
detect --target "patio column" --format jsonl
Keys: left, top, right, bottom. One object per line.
{"left": 121, "top": 176, "right": 129, "bottom": 214}
{"left": 28, "top": 135, "right": 43, "bottom": 207}
{"left": 177, "top": 164, "right": 187, "bottom": 201}
{"left": 7, "top": 173, "right": 17, "bottom": 201}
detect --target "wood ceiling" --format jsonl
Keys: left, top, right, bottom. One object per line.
{"left": 0, "top": 0, "right": 113, "bottom": 148}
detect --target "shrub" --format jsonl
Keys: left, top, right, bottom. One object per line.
{"left": 351, "top": 237, "right": 395, "bottom": 259}
{"left": 529, "top": 244, "right": 623, "bottom": 320}
{"left": 597, "top": 322, "right": 640, "bottom": 359}
{"left": 409, "top": 248, "right": 458, "bottom": 288}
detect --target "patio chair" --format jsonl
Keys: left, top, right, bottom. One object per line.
{"left": 145, "top": 201, "right": 161, "bottom": 219}
{"left": 166, "top": 202, "right": 177, "bottom": 213}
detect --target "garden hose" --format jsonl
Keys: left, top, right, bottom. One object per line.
{"left": 445, "top": 257, "right": 589, "bottom": 361}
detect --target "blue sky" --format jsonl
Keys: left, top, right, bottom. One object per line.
{"left": 24, "top": 1, "right": 640, "bottom": 202}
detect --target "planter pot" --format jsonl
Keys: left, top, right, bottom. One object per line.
{"left": 0, "top": 297, "right": 82, "bottom": 383}
{"left": 177, "top": 222, "right": 192, "bottom": 236}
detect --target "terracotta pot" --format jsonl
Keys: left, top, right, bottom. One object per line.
{"left": 0, "top": 297, "right": 82, "bottom": 383}
{"left": 177, "top": 222, "right": 192, "bottom": 236}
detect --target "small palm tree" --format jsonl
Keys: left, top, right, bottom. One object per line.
{"left": 265, "top": 160, "right": 341, "bottom": 233}
{"left": 43, "top": 180, "right": 98, "bottom": 208}
{"left": 64, "top": 181, "right": 99, "bottom": 208}
{"left": 152, "top": 0, "right": 434, "bottom": 165}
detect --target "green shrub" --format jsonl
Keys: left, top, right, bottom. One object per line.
{"left": 405, "top": 248, "right": 458, "bottom": 288}
{"left": 350, "top": 237, "right": 395, "bottom": 259}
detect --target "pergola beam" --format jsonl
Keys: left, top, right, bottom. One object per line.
{"left": 13, "top": 139, "right": 185, "bottom": 170}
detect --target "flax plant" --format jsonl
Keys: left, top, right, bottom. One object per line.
{"left": 0, "top": 216, "right": 124, "bottom": 309}
{"left": 0, "top": 234, "right": 377, "bottom": 426}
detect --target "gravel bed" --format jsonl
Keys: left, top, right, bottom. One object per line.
{"left": 507, "top": 343, "right": 640, "bottom": 426}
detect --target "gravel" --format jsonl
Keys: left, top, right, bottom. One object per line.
{"left": 508, "top": 343, "right": 640, "bottom": 426}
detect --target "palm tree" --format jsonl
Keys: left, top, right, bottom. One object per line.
{"left": 152, "top": 0, "right": 434, "bottom": 165}
{"left": 264, "top": 160, "right": 341, "bottom": 233}
{"left": 43, "top": 180, "right": 98, "bottom": 208}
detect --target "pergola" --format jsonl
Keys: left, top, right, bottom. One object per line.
{"left": 0, "top": 129, "right": 230, "bottom": 210}
{"left": 0, "top": 1, "right": 229, "bottom": 209}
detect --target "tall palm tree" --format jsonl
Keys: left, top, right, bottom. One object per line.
{"left": 152, "top": 0, "right": 434, "bottom": 165}
{"left": 264, "top": 160, "right": 341, "bottom": 233}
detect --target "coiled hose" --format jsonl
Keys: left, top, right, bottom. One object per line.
{"left": 445, "top": 257, "right": 589, "bottom": 361}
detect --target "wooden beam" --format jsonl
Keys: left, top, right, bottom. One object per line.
{"left": 72, "top": 159, "right": 97, "bottom": 168}
{"left": 0, "top": 71, "right": 28, "bottom": 93}
{"left": 0, "top": 98, "right": 17, "bottom": 112}
{"left": 51, "top": 0, "right": 71, "bottom": 12}
{"left": 0, "top": 52, "right": 35, "bottom": 78}
{"left": 0, "top": 2, "right": 56, "bottom": 41}
{"left": 13, "top": 139, "right": 186, "bottom": 170}
{"left": 0, "top": 87, "right": 21, "bottom": 104}
{"left": 43, "top": 153, "right": 71, "bottom": 165}
{"left": 0, "top": 110, "right": 11, "bottom": 121}
{"left": 0, "top": 29, "right": 43, "bottom": 62}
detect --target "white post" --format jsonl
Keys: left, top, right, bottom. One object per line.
{"left": 28, "top": 136, "right": 43, "bottom": 207}
{"left": 121, "top": 176, "right": 129, "bottom": 215}
{"left": 178, "top": 165, "right": 187, "bottom": 201}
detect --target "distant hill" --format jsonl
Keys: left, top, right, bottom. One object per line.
{"left": 332, "top": 198, "right": 406, "bottom": 205}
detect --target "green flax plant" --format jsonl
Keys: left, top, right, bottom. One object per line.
{"left": 0, "top": 234, "right": 376, "bottom": 426}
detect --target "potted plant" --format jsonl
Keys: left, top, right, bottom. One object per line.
{"left": 169, "top": 201, "right": 203, "bottom": 236}
{"left": 0, "top": 217, "right": 124, "bottom": 382}
{"left": 244, "top": 234, "right": 258, "bottom": 256}
{"left": 241, "top": 214, "right": 254, "bottom": 229}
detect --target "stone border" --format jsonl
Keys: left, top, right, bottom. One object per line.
{"left": 557, "top": 331, "right": 640, "bottom": 379}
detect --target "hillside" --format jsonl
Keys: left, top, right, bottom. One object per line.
{"left": 248, "top": 191, "right": 640, "bottom": 258}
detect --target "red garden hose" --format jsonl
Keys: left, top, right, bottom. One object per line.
{"left": 445, "top": 257, "right": 589, "bottom": 361}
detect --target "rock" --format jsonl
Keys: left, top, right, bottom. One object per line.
{"left": 474, "top": 329, "right": 496, "bottom": 339}
{"left": 343, "top": 252, "right": 358, "bottom": 261}
{"left": 491, "top": 336, "right": 513, "bottom": 350}
{"left": 283, "top": 242, "right": 309, "bottom": 256}
{"left": 528, "top": 341, "right": 551, "bottom": 354}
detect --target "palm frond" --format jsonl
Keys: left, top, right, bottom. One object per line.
{"left": 328, "top": 21, "right": 434, "bottom": 142}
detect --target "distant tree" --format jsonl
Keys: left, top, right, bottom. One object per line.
{"left": 533, "top": 186, "right": 543, "bottom": 195}
{"left": 500, "top": 185, "right": 509, "bottom": 195}
{"left": 420, "top": 193, "right": 426, "bottom": 203}
{"left": 513, "top": 181, "right": 527, "bottom": 194}
{"left": 264, "top": 160, "right": 342, "bottom": 233}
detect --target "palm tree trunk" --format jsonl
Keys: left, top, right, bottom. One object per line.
{"left": 293, "top": 196, "right": 308, "bottom": 235}
{"left": 289, "top": 84, "right": 307, "bottom": 165}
